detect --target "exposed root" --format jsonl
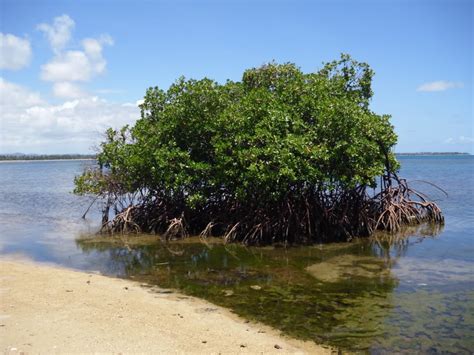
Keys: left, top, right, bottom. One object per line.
{"left": 372, "top": 178, "right": 444, "bottom": 233}
{"left": 101, "top": 205, "right": 141, "bottom": 234}
{"left": 224, "top": 223, "right": 240, "bottom": 244}
{"left": 93, "top": 174, "right": 444, "bottom": 245}
{"left": 199, "top": 222, "right": 215, "bottom": 239}
{"left": 163, "top": 217, "right": 188, "bottom": 241}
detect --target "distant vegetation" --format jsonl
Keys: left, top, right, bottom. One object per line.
{"left": 74, "top": 54, "right": 444, "bottom": 245}
{"left": 396, "top": 152, "right": 470, "bottom": 156}
{"left": 0, "top": 154, "right": 96, "bottom": 161}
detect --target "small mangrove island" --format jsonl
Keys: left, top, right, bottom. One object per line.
{"left": 74, "top": 54, "right": 444, "bottom": 244}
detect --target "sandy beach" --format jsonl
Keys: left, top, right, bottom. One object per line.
{"left": 0, "top": 259, "right": 332, "bottom": 354}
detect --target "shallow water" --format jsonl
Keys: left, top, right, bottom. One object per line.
{"left": 0, "top": 156, "right": 473, "bottom": 353}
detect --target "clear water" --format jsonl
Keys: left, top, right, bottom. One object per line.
{"left": 0, "top": 156, "right": 473, "bottom": 353}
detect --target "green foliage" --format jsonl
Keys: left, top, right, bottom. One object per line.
{"left": 75, "top": 54, "right": 401, "bottom": 242}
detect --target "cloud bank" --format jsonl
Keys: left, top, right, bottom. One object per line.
{"left": 0, "top": 15, "right": 139, "bottom": 154}
{"left": 0, "top": 78, "right": 139, "bottom": 154}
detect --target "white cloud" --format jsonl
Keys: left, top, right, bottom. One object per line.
{"left": 40, "top": 38, "right": 113, "bottom": 83}
{"left": 38, "top": 15, "right": 113, "bottom": 94}
{"left": 81, "top": 35, "right": 113, "bottom": 75}
{"left": 0, "top": 78, "right": 43, "bottom": 106}
{"left": 52, "top": 82, "right": 86, "bottom": 99}
{"left": 0, "top": 33, "right": 32, "bottom": 70}
{"left": 94, "top": 89, "right": 124, "bottom": 95}
{"left": 417, "top": 81, "right": 464, "bottom": 92}
{"left": 39, "top": 38, "right": 113, "bottom": 83}
{"left": 37, "top": 14, "right": 75, "bottom": 54}
{"left": 41, "top": 50, "right": 92, "bottom": 81}
{"left": 444, "top": 136, "right": 474, "bottom": 145}
{"left": 121, "top": 100, "right": 144, "bottom": 108}
{"left": 95, "top": 88, "right": 123, "bottom": 94}
{"left": 0, "top": 79, "right": 140, "bottom": 153}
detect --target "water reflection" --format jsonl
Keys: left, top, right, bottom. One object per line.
{"left": 74, "top": 223, "right": 466, "bottom": 352}
{"left": 370, "top": 223, "right": 444, "bottom": 259}
{"left": 66, "top": 191, "right": 472, "bottom": 354}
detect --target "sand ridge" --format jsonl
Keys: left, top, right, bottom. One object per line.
{"left": 0, "top": 259, "right": 332, "bottom": 354}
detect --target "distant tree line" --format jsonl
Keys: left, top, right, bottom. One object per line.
{"left": 396, "top": 152, "right": 470, "bottom": 156}
{"left": 0, "top": 154, "right": 96, "bottom": 161}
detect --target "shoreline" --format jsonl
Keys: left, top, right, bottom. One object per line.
{"left": 0, "top": 158, "right": 95, "bottom": 163}
{"left": 0, "top": 258, "right": 332, "bottom": 354}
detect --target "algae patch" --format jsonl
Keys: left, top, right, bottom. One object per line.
{"left": 306, "top": 255, "right": 391, "bottom": 283}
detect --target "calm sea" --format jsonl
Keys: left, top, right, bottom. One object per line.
{"left": 0, "top": 156, "right": 473, "bottom": 352}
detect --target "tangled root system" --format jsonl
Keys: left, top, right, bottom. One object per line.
{"left": 97, "top": 174, "right": 444, "bottom": 245}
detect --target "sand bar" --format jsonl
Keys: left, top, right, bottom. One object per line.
{"left": 0, "top": 259, "right": 332, "bottom": 354}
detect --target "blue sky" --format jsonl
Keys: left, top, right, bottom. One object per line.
{"left": 1, "top": 0, "right": 472, "bottom": 154}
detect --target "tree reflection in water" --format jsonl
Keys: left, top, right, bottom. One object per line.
{"left": 76, "top": 223, "right": 445, "bottom": 352}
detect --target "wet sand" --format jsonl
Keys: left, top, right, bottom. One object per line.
{"left": 0, "top": 259, "right": 332, "bottom": 354}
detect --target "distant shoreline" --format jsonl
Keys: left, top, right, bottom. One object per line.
{"left": 0, "top": 158, "right": 95, "bottom": 163}
{"left": 396, "top": 152, "right": 471, "bottom": 156}
{"left": 0, "top": 154, "right": 96, "bottom": 162}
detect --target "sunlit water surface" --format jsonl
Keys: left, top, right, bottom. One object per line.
{"left": 0, "top": 156, "right": 473, "bottom": 353}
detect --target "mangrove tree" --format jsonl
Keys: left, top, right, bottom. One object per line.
{"left": 74, "top": 54, "right": 443, "bottom": 244}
